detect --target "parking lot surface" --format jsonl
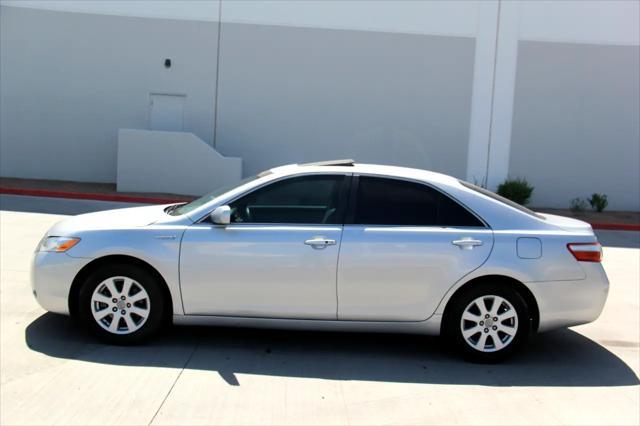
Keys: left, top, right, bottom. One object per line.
{"left": 1, "top": 195, "right": 639, "bottom": 425}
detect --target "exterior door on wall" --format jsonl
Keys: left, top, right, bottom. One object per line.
{"left": 149, "top": 94, "right": 185, "bottom": 131}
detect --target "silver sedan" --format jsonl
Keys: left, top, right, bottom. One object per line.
{"left": 31, "top": 160, "right": 609, "bottom": 362}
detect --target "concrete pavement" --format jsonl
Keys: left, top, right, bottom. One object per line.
{"left": 1, "top": 195, "right": 638, "bottom": 425}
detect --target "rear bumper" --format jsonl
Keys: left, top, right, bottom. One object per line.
{"left": 525, "top": 262, "right": 609, "bottom": 332}
{"left": 31, "top": 251, "right": 90, "bottom": 315}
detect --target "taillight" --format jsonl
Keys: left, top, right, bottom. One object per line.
{"left": 567, "top": 242, "right": 602, "bottom": 262}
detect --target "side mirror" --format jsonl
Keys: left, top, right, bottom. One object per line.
{"left": 209, "top": 205, "right": 231, "bottom": 225}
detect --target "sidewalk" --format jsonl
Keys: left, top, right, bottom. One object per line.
{"left": 1, "top": 177, "right": 638, "bottom": 230}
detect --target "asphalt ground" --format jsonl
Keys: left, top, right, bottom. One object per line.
{"left": 1, "top": 194, "right": 638, "bottom": 425}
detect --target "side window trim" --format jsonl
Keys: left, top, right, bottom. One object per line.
{"left": 344, "top": 174, "right": 359, "bottom": 225}
{"left": 346, "top": 174, "right": 488, "bottom": 228}
{"left": 202, "top": 172, "right": 353, "bottom": 226}
{"left": 339, "top": 174, "right": 355, "bottom": 225}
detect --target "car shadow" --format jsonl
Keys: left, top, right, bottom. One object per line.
{"left": 25, "top": 313, "right": 639, "bottom": 388}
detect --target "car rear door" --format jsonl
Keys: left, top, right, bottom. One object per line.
{"left": 337, "top": 175, "right": 493, "bottom": 321}
{"left": 180, "top": 173, "right": 351, "bottom": 319}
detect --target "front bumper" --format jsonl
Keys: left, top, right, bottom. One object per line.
{"left": 525, "top": 262, "right": 610, "bottom": 332}
{"left": 31, "top": 251, "right": 91, "bottom": 315}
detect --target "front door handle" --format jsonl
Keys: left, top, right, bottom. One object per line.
{"left": 304, "top": 237, "right": 336, "bottom": 248}
{"left": 452, "top": 238, "right": 483, "bottom": 250}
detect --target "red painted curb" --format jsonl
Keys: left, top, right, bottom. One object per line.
{"left": 590, "top": 223, "right": 640, "bottom": 231}
{"left": 2, "top": 187, "right": 639, "bottom": 231}
{"left": 0, "top": 187, "right": 191, "bottom": 205}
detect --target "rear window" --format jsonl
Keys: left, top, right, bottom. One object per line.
{"left": 459, "top": 180, "right": 544, "bottom": 219}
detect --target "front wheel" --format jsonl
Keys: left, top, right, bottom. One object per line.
{"left": 78, "top": 264, "right": 165, "bottom": 344}
{"left": 445, "top": 284, "right": 530, "bottom": 362}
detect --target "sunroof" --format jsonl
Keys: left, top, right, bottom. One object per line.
{"left": 300, "top": 159, "right": 355, "bottom": 167}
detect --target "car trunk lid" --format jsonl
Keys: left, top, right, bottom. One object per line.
{"left": 537, "top": 213, "right": 595, "bottom": 234}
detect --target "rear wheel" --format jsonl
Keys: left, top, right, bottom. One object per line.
{"left": 78, "top": 264, "right": 165, "bottom": 344}
{"left": 445, "top": 283, "right": 530, "bottom": 362}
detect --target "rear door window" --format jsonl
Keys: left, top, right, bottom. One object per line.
{"left": 352, "top": 176, "right": 484, "bottom": 227}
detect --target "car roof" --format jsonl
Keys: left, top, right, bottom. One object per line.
{"left": 178, "top": 160, "right": 565, "bottom": 232}
{"left": 264, "top": 161, "right": 460, "bottom": 187}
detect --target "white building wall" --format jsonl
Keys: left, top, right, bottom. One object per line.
{"left": 0, "top": 4, "right": 220, "bottom": 182}
{"left": 0, "top": 0, "right": 638, "bottom": 209}
{"left": 479, "top": 0, "right": 640, "bottom": 210}
{"left": 220, "top": 0, "right": 479, "bottom": 37}
{"left": 507, "top": 1, "right": 640, "bottom": 210}
{"left": 519, "top": 0, "right": 640, "bottom": 46}
{"left": 0, "top": 0, "right": 221, "bottom": 21}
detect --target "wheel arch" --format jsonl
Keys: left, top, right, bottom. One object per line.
{"left": 440, "top": 275, "right": 540, "bottom": 333}
{"left": 68, "top": 254, "right": 173, "bottom": 321}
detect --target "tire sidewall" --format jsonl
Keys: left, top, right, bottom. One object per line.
{"left": 445, "top": 283, "right": 530, "bottom": 363}
{"left": 78, "top": 264, "right": 164, "bottom": 344}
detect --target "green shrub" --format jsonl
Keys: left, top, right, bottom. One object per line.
{"left": 588, "top": 193, "right": 608, "bottom": 212}
{"left": 496, "top": 178, "right": 534, "bottom": 205}
{"left": 570, "top": 197, "right": 587, "bottom": 214}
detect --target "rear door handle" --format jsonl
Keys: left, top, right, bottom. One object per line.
{"left": 304, "top": 237, "right": 336, "bottom": 248}
{"left": 452, "top": 238, "right": 483, "bottom": 250}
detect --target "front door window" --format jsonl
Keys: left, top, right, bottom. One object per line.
{"left": 230, "top": 175, "right": 349, "bottom": 224}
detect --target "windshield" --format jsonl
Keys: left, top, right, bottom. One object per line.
{"left": 167, "top": 175, "right": 261, "bottom": 216}
{"left": 459, "top": 180, "right": 544, "bottom": 219}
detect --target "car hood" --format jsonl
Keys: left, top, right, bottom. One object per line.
{"left": 46, "top": 204, "right": 172, "bottom": 236}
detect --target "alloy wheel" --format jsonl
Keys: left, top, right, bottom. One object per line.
{"left": 460, "top": 295, "right": 519, "bottom": 352}
{"left": 90, "top": 276, "right": 150, "bottom": 335}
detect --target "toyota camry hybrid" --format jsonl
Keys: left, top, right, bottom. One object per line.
{"left": 31, "top": 160, "right": 609, "bottom": 362}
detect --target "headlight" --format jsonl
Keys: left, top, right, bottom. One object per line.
{"left": 38, "top": 236, "right": 81, "bottom": 252}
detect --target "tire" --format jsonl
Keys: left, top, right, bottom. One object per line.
{"left": 77, "top": 263, "right": 165, "bottom": 344}
{"left": 444, "top": 283, "right": 530, "bottom": 363}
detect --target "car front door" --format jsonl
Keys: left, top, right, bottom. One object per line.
{"left": 180, "top": 174, "right": 350, "bottom": 319}
{"left": 337, "top": 175, "right": 494, "bottom": 321}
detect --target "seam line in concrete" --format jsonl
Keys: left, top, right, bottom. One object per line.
{"left": 148, "top": 342, "right": 199, "bottom": 425}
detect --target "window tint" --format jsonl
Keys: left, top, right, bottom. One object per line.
{"left": 230, "top": 175, "right": 348, "bottom": 224}
{"left": 353, "top": 176, "right": 483, "bottom": 227}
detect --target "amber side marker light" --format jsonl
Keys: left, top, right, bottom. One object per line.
{"left": 567, "top": 242, "right": 602, "bottom": 262}
{"left": 39, "top": 237, "right": 81, "bottom": 252}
